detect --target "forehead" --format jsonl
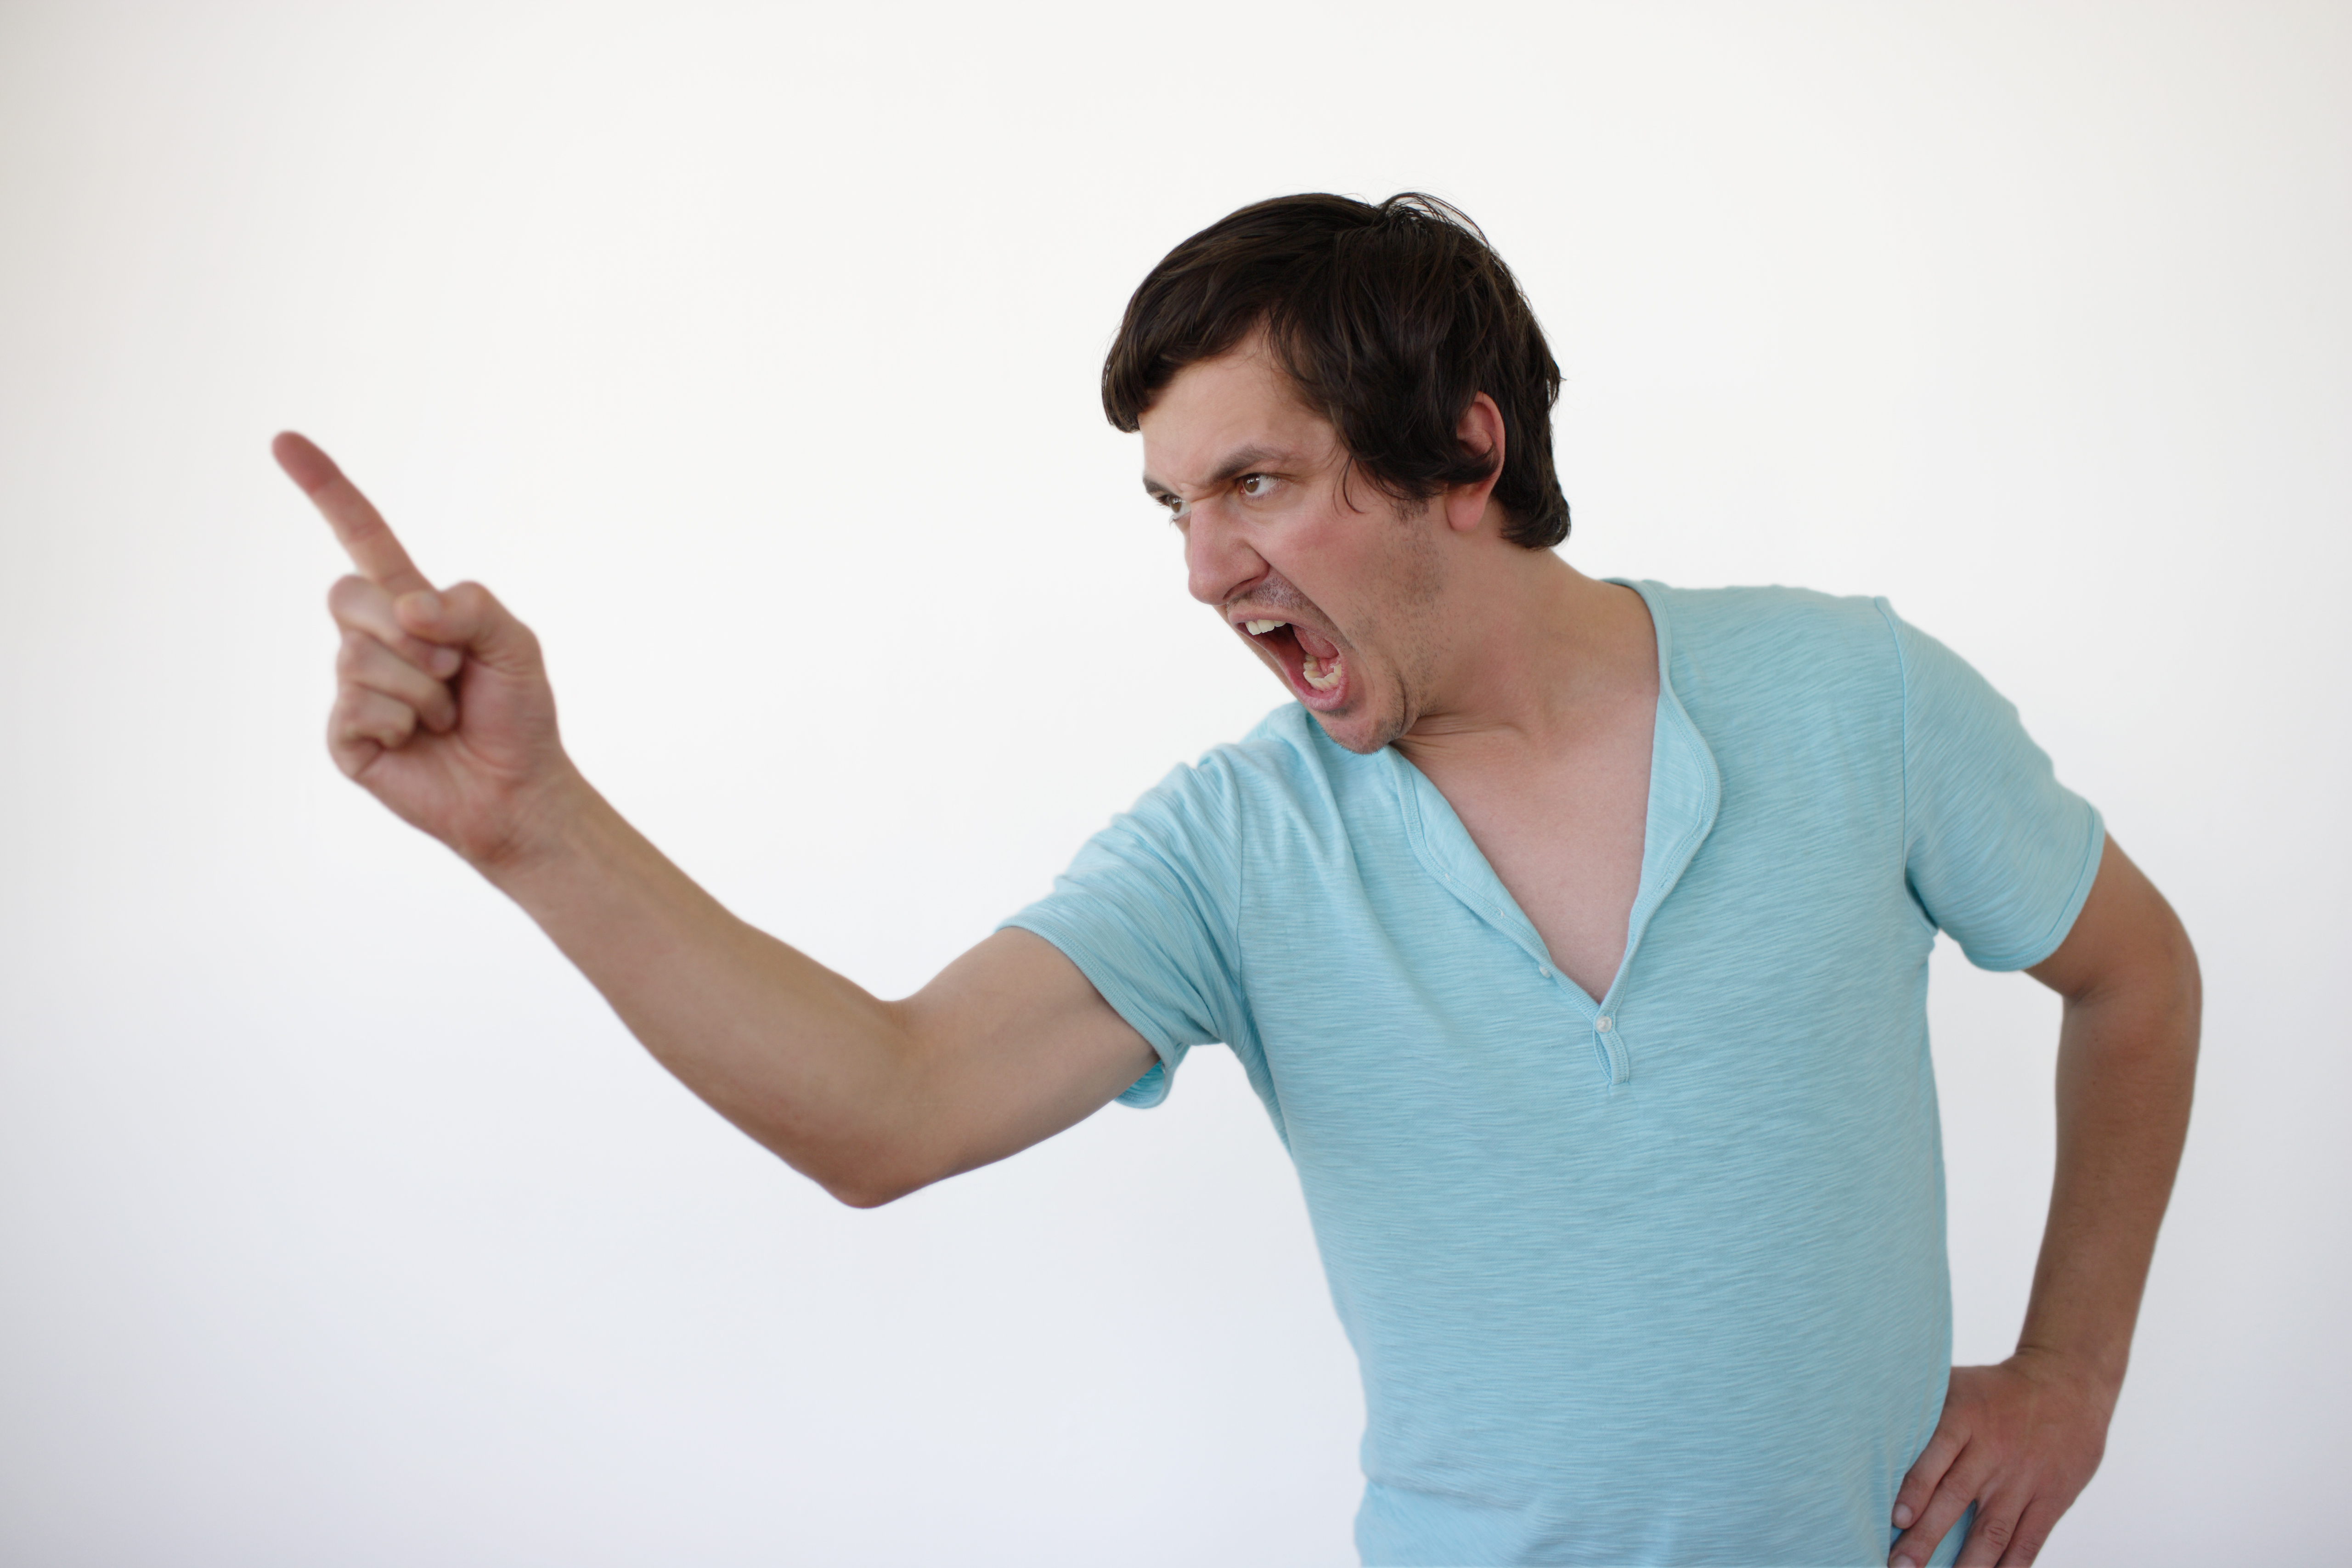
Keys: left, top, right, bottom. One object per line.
{"left": 1137, "top": 342, "right": 1338, "bottom": 487}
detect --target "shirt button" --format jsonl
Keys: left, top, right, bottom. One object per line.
{"left": 1596, "top": 1015, "right": 1613, "bottom": 1032}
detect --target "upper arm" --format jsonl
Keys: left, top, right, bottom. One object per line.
{"left": 844, "top": 754, "right": 1247, "bottom": 1206}
{"left": 1886, "top": 604, "right": 2106, "bottom": 970}
{"left": 857, "top": 928, "right": 1159, "bottom": 1206}
{"left": 2026, "top": 835, "right": 2199, "bottom": 1009}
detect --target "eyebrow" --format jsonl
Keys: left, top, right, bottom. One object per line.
{"left": 1141, "top": 444, "right": 1289, "bottom": 502}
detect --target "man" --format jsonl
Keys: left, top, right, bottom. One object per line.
{"left": 282, "top": 193, "right": 2198, "bottom": 1568}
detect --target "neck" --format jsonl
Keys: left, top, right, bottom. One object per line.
{"left": 1393, "top": 547, "right": 1656, "bottom": 769}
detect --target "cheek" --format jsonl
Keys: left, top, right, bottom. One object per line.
{"left": 1277, "top": 517, "right": 1376, "bottom": 612}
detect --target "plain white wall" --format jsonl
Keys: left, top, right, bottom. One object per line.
{"left": 1, "top": 3, "right": 2344, "bottom": 1562}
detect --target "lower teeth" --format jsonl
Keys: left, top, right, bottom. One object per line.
{"left": 1303, "top": 656, "right": 1342, "bottom": 692}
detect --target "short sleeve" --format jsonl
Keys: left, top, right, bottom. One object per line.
{"left": 998, "top": 755, "right": 1247, "bottom": 1107}
{"left": 1880, "top": 601, "right": 2105, "bottom": 971}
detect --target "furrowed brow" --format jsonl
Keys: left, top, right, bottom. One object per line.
{"left": 1141, "top": 444, "right": 1289, "bottom": 502}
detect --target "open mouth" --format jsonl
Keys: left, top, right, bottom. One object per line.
{"left": 1236, "top": 615, "right": 1348, "bottom": 707}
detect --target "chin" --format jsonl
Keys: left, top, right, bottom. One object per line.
{"left": 1307, "top": 701, "right": 1408, "bottom": 756}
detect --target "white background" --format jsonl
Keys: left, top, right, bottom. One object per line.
{"left": 1, "top": 4, "right": 2344, "bottom": 1563}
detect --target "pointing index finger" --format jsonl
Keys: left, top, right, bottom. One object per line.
{"left": 274, "top": 431, "right": 433, "bottom": 597}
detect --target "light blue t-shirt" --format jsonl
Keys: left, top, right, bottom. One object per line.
{"left": 1005, "top": 583, "right": 2102, "bottom": 1568}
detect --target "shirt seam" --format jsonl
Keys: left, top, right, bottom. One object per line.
{"left": 1875, "top": 595, "right": 1915, "bottom": 867}
{"left": 1229, "top": 761, "right": 1249, "bottom": 1040}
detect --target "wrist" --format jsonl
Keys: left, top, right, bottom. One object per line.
{"left": 2008, "top": 1340, "right": 2126, "bottom": 1414}
{"left": 471, "top": 760, "right": 601, "bottom": 893}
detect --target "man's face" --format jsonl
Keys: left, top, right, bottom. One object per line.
{"left": 1139, "top": 339, "right": 1449, "bottom": 755}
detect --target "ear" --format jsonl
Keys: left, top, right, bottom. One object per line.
{"left": 1444, "top": 393, "right": 1507, "bottom": 535}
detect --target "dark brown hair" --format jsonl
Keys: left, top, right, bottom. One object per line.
{"left": 1103, "top": 192, "right": 1569, "bottom": 550}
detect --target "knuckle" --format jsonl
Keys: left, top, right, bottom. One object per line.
{"left": 327, "top": 575, "right": 374, "bottom": 616}
{"left": 336, "top": 689, "right": 412, "bottom": 746}
{"left": 453, "top": 579, "right": 519, "bottom": 630}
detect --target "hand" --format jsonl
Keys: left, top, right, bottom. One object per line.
{"left": 1888, "top": 1350, "right": 2116, "bottom": 1568}
{"left": 277, "top": 431, "right": 579, "bottom": 871}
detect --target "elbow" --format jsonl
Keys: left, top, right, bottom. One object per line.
{"left": 745, "top": 1010, "right": 956, "bottom": 1210}
{"left": 730, "top": 1029, "right": 945, "bottom": 1209}
{"left": 824, "top": 1173, "right": 918, "bottom": 1210}
{"left": 809, "top": 1142, "right": 940, "bottom": 1210}
{"left": 722, "top": 1119, "right": 923, "bottom": 1209}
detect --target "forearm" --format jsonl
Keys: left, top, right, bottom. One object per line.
{"left": 1891, "top": 844, "right": 2200, "bottom": 1563}
{"left": 482, "top": 770, "right": 921, "bottom": 1204}
{"left": 2017, "top": 933, "right": 2201, "bottom": 1393}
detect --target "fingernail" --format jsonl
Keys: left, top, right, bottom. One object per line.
{"left": 1893, "top": 1503, "right": 1914, "bottom": 1528}
{"left": 429, "top": 646, "right": 462, "bottom": 678}
{"left": 403, "top": 589, "right": 443, "bottom": 623}
{"left": 1891, "top": 1556, "right": 1918, "bottom": 1568}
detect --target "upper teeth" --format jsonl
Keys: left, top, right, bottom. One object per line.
{"left": 1244, "top": 619, "right": 1285, "bottom": 634}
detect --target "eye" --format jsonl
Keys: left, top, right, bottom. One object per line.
{"left": 1161, "top": 494, "right": 1192, "bottom": 525}
{"left": 1237, "top": 473, "right": 1277, "bottom": 500}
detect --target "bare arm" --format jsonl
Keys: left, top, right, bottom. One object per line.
{"left": 1889, "top": 835, "right": 2200, "bottom": 1568}
{"left": 280, "top": 432, "right": 1157, "bottom": 1208}
{"left": 491, "top": 786, "right": 1157, "bottom": 1206}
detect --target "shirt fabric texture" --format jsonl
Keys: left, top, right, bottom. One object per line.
{"left": 1003, "top": 581, "right": 2103, "bottom": 1568}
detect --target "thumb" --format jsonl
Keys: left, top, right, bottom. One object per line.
{"left": 396, "top": 581, "right": 541, "bottom": 673}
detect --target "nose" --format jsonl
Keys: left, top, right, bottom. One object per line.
{"left": 1183, "top": 499, "right": 1267, "bottom": 608}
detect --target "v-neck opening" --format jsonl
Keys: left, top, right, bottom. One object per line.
{"left": 1385, "top": 581, "right": 1721, "bottom": 1069}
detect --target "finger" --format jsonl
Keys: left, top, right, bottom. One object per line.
{"left": 275, "top": 431, "right": 434, "bottom": 596}
{"left": 1894, "top": 1425, "right": 1964, "bottom": 1530}
{"left": 1955, "top": 1494, "right": 2021, "bottom": 1567}
{"left": 1993, "top": 1498, "right": 2061, "bottom": 1566}
{"left": 1891, "top": 1470, "right": 1979, "bottom": 1568}
{"left": 328, "top": 575, "right": 463, "bottom": 679}
{"left": 328, "top": 687, "right": 417, "bottom": 777}
{"left": 338, "top": 626, "right": 457, "bottom": 733}
{"left": 400, "top": 580, "right": 542, "bottom": 676}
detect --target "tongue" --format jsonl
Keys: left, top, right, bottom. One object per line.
{"left": 1293, "top": 624, "right": 1340, "bottom": 661}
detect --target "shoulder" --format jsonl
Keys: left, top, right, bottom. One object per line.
{"left": 1132, "top": 703, "right": 1385, "bottom": 850}
{"left": 1189, "top": 703, "right": 1366, "bottom": 794}
{"left": 1118, "top": 704, "right": 1321, "bottom": 821}
{"left": 1637, "top": 581, "right": 1899, "bottom": 666}
{"left": 1634, "top": 581, "right": 1906, "bottom": 720}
